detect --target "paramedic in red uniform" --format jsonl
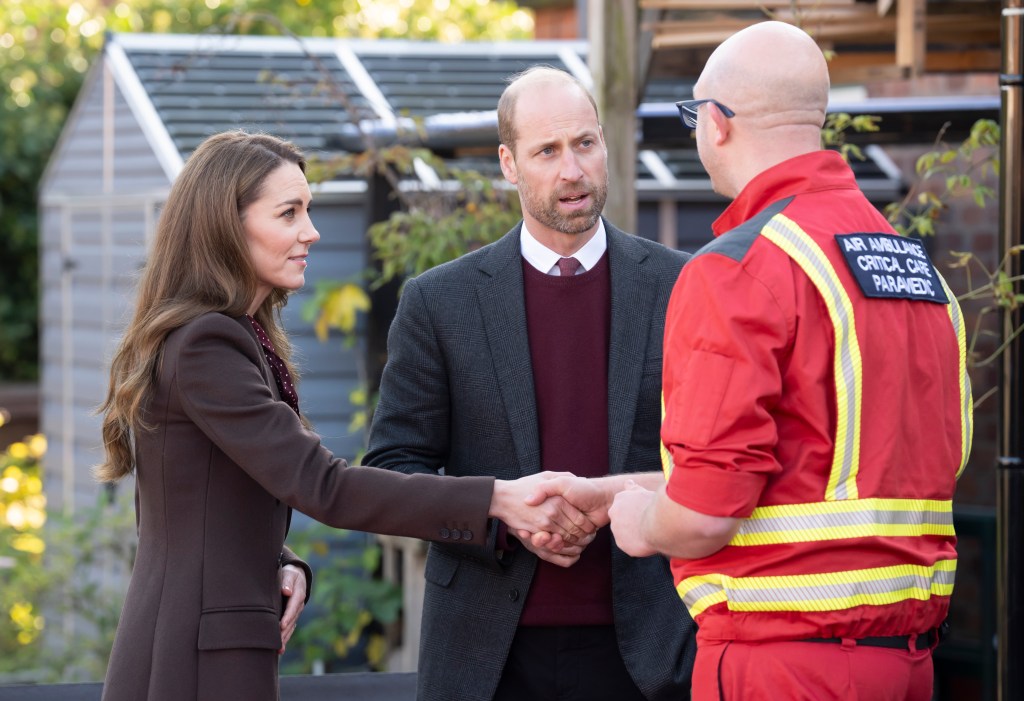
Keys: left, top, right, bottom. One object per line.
{"left": 607, "top": 21, "right": 973, "bottom": 701}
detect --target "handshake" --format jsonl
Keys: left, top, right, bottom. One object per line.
{"left": 488, "top": 471, "right": 661, "bottom": 567}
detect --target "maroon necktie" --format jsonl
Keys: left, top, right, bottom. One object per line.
{"left": 246, "top": 315, "right": 300, "bottom": 416}
{"left": 556, "top": 257, "right": 581, "bottom": 277}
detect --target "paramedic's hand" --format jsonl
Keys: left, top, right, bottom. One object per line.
{"left": 608, "top": 481, "right": 659, "bottom": 558}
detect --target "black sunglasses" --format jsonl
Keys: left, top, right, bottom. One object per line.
{"left": 675, "top": 99, "right": 736, "bottom": 129}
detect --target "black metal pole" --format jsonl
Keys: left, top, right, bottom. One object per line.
{"left": 998, "top": 3, "right": 1024, "bottom": 700}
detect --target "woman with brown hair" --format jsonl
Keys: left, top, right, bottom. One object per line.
{"left": 97, "top": 130, "right": 594, "bottom": 701}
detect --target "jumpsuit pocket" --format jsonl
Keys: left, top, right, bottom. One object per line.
{"left": 666, "top": 349, "right": 735, "bottom": 448}
{"left": 197, "top": 608, "right": 281, "bottom": 650}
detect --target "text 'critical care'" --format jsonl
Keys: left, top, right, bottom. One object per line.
{"left": 835, "top": 233, "right": 949, "bottom": 304}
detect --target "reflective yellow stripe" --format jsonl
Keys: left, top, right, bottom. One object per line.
{"left": 678, "top": 559, "right": 956, "bottom": 617}
{"left": 660, "top": 392, "right": 672, "bottom": 481}
{"left": 937, "top": 273, "right": 973, "bottom": 479}
{"left": 729, "top": 498, "right": 954, "bottom": 546}
{"left": 760, "top": 214, "right": 863, "bottom": 501}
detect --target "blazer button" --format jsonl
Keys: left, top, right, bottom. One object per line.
{"left": 462, "top": 529, "right": 473, "bottom": 541}
{"left": 451, "top": 529, "right": 462, "bottom": 540}
{"left": 508, "top": 588, "right": 520, "bottom": 602}
{"left": 440, "top": 528, "right": 450, "bottom": 539}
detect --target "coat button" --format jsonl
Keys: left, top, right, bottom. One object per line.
{"left": 451, "top": 529, "right": 462, "bottom": 540}
{"left": 440, "top": 528, "right": 450, "bottom": 539}
{"left": 508, "top": 588, "right": 520, "bottom": 602}
{"left": 462, "top": 530, "right": 473, "bottom": 541}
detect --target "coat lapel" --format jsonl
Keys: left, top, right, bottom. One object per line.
{"left": 606, "top": 223, "right": 657, "bottom": 475}
{"left": 475, "top": 227, "right": 542, "bottom": 477}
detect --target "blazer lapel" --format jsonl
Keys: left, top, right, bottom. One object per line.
{"left": 476, "top": 226, "right": 542, "bottom": 477}
{"left": 606, "top": 223, "right": 658, "bottom": 475}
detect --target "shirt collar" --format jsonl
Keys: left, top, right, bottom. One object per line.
{"left": 520, "top": 219, "right": 607, "bottom": 274}
{"left": 712, "top": 150, "right": 859, "bottom": 236}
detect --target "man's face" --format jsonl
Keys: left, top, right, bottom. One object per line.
{"left": 499, "top": 82, "right": 609, "bottom": 246}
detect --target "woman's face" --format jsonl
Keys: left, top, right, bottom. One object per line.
{"left": 243, "top": 161, "right": 319, "bottom": 313}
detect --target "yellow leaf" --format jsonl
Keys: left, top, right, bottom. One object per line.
{"left": 10, "top": 602, "right": 35, "bottom": 628}
{"left": 11, "top": 533, "right": 45, "bottom": 554}
{"left": 24, "top": 476, "right": 42, "bottom": 495}
{"left": 318, "top": 284, "right": 371, "bottom": 336}
{"left": 366, "top": 633, "right": 388, "bottom": 666}
{"left": 27, "top": 435, "right": 46, "bottom": 459}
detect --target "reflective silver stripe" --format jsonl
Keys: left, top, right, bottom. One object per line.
{"left": 732, "top": 498, "right": 954, "bottom": 545}
{"left": 725, "top": 568, "right": 956, "bottom": 608}
{"left": 760, "top": 214, "right": 863, "bottom": 500}
{"left": 937, "top": 272, "right": 973, "bottom": 478}
{"left": 678, "top": 560, "right": 957, "bottom": 616}
{"left": 741, "top": 511, "right": 949, "bottom": 533}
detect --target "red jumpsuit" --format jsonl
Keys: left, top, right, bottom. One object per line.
{"left": 662, "top": 151, "right": 972, "bottom": 700}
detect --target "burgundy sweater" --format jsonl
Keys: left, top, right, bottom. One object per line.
{"left": 519, "top": 252, "right": 613, "bottom": 626}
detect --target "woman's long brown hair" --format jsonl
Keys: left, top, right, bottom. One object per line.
{"left": 96, "top": 131, "right": 307, "bottom": 482}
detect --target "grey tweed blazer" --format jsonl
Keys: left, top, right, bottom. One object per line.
{"left": 364, "top": 221, "right": 697, "bottom": 701}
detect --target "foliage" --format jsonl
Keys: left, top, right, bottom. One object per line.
{"left": 0, "top": 0, "right": 532, "bottom": 381}
{"left": 303, "top": 279, "right": 371, "bottom": 347}
{"left": 0, "top": 435, "right": 136, "bottom": 683}
{"left": 820, "top": 112, "right": 881, "bottom": 162}
{"left": 281, "top": 523, "right": 402, "bottom": 673}
{"left": 883, "top": 119, "right": 1000, "bottom": 238}
{"left": 947, "top": 243, "right": 1024, "bottom": 395}
{"left": 367, "top": 159, "right": 523, "bottom": 288}
{"left": 0, "top": 433, "right": 48, "bottom": 669}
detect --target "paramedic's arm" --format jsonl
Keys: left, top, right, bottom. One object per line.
{"left": 608, "top": 480, "right": 741, "bottom": 559}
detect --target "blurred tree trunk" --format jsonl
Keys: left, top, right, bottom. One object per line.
{"left": 587, "top": 0, "right": 637, "bottom": 235}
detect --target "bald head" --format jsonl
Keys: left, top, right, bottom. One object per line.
{"left": 697, "top": 21, "right": 829, "bottom": 132}
{"left": 497, "top": 66, "right": 598, "bottom": 156}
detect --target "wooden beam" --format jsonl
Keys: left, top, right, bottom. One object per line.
{"left": 649, "top": 11, "right": 997, "bottom": 50}
{"left": 923, "top": 48, "right": 1002, "bottom": 72}
{"left": 825, "top": 56, "right": 911, "bottom": 84}
{"left": 896, "top": 0, "right": 926, "bottom": 76}
{"left": 825, "top": 48, "right": 1001, "bottom": 82}
{"left": 639, "top": 0, "right": 855, "bottom": 8}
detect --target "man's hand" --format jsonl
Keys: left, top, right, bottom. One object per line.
{"left": 516, "top": 530, "right": 594, "bottom": 568}
{"left": 279, "top": 564, "right": 307, "bottom": 654}
{"left": 515, "top": 473, "right": 667, "bottom": 551}
{"left": 490, "top": 472, "right": 600, "bottom": 545}
{"left": 608, "top": 480, "right": 659, "bottom": 558}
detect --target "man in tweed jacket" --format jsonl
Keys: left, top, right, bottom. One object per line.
{"left": 364, "top": 67, "right": 696, "bottom": 701}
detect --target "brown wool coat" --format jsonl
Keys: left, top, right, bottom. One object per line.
{"left": 101, "top": 313, "right": 495, "bottom": 701}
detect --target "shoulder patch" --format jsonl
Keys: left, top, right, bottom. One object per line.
{"left": 835, "top": 233, "right": 949, "bottom": 304}
{"left": 693, "top": 197, "right": 794, "bottom": 263}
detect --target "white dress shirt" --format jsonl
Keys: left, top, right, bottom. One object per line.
{"left": 520, "top": 221, "right": 608, "bottom": 275}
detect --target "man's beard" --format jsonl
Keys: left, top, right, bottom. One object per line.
{"left": 519, "top": 174, "right": 609, "bottom": 236}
